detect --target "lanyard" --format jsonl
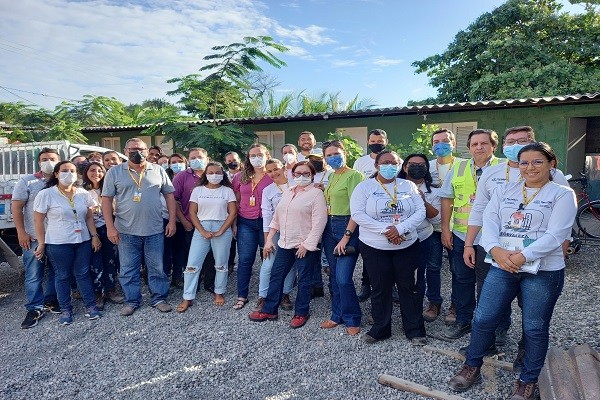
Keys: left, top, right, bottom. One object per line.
{"left": 325, "top": 170, "right": 345, "bottom": 205}
{"left": 506, "top": 163, "right": 523, "bottom": 183}
{"left": 520, "top": 182, "right": 548, "bottom": 209}
{"left": 251, "top": 175, "right": 263, "bottom": 195}
{"left": 128, "top": 165, "right": 146, "bottom": 191}
{"left": 319, "top": 171, "right": 327, "bottom": 184}
{"left": 436, "top": 157, "right": 454, "bottom": 185}
{"left": 377, "top": 177, "right": 398, "bottom": 207}
{"left": 471, "top": 161, "right": 481, "bottom": 190}
{"left": 57, "top": 187, "right": 78, "bottom": 219}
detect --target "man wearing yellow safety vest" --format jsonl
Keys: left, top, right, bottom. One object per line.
{"left": 439, "top": 129, "right": 501, "bottom": 339}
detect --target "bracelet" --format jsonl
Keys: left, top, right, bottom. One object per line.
{"left": 464, "top": 245, "right": 474, "bottom": 248}
{"left": 91, "top": 234, "right": 100, "bottom": 238}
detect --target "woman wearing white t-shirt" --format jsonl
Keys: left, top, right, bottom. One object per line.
{"left": 177, "top": 162, "right": 237, "bottom": 311}
{"left": 350, "top": 150, "right": 427, "bottom": 345}
{"left": 449, "top": 142, "right": 577, "bottom": 398}
{"left": 33, "top": 161, "right": 102, "bottom": 326}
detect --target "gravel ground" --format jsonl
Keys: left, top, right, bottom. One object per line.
{"left": 0, "top": 247, "right": 598, "bottom": 400}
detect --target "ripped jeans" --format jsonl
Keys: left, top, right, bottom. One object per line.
{"left": 183, "top": 220, "right": 233, "bottom": 298}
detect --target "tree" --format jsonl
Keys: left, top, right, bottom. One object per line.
{"left": 411, "top": 0, "right": 600, "bottom": 103}
{"left": 387, "top": 124, "right": 437, "bottom": 159}
{"left": 325, "top": 130, "right": 364, "bottom": 167}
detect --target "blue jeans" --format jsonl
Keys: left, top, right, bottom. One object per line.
{"left": 46, "top": 241, "right": 95, "bottom": 312}
{"left": 422, "top": 232, "right": 444, "bottom": 304}
{"left": 258, "top": 232, "right": 295, "bottom": 298}
{"left": 310, "top": 248, "right": 326, "bottom": 289}
{"left": 451, "top": 234, "right": 476, "bottom": 325}
{"left": 90, "top": 225, "right": 119, "bottom": 293}
{"left": 23, "top": 239, "right": 57, "bottom": 311}
{"left": 262, "top": 247, "right": 320, "bottom": 316}
{"left": 466, "top": 267, "right": 564, "bottom": 383}
{"left": 322, "top": 216, "right": 362, "bottom": 327}
{"left": 183, "top": 221, "right": 233, "bottom": 297}
{"left": 118, "top": 232, "right": 169, "bottom": 308}
{"left": 236, "top": 216, "right": 264, "bottom": 298}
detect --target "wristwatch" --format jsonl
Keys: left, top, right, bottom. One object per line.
{"left": 344, "top": 229, "right": 353, "bottom": 237}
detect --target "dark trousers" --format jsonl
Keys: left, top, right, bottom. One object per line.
{"left": 359, "top": 240, "right": 426, "bottom": 340}
{"left": 228, "top": 238, "right": 237, "bottom": 267}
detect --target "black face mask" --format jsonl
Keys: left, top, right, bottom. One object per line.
{"left": 407, "top": 164, "right": 427, "bottom": 180}
{"left": 226, "top": 162, "right": 239, "bottom": 170}
{"left": 368, "top": 143, "right": 386, "bottom": 154}
{"left": 310, "top": 160, "right": 324, "bottom": 173}
{"left": 129, "top": 151, "right": 145, "bottom": 165}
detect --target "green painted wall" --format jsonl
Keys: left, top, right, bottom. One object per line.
{"left": 82, "top": 102, "right": 600, "bottom": 172}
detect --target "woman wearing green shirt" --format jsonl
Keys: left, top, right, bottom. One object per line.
{"left": 320, "top": 140, "right": 364, "bottom": 336}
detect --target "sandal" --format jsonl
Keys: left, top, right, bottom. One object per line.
{"left": 232, "top": 297, "right": 248, "bottom": 310}
{"left": 176, "top": 300, "right": 192, "bottom": 313}
{"left": 214, "top": 294, "right": 225, "bottom": 306}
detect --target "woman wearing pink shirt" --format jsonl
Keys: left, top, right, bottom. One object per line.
{"left": 232, "top": 144, "right": 273, "bottom": 310}
{"left": 248, "top": 162, "right": 327, "bottom": 328}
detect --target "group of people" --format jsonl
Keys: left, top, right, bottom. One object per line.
{"left": 14, "top": 126, "right": 576, "bottom": 400}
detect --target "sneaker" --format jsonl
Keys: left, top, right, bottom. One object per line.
{"left": 448, "top": 365, "right": 481, "bottom": 392}
{"left": 445, "top": 303, "right": 457, "bottom": 325}
{"left": 154, "top": 301, "right": 173, "bottom": 313}
{"left": 95, "top": 293, "right": 105, "bottom": 311}
{"left": 357, "top": 284, "right": 371, "bottom": 302}
{"left": 44, "top": 301, "right": 61, "bottom": 314}
{"left": 280, "top": 294, "right": 293, "bottom": 311}
{"left": 85, "top": 306, "right": 102, "bottom": 320}
{"left": 445, "top": 322, "right": 472, "bottom": 340}
{"left": 248, "top": 311, "right": 278, "bottom": 322}
{"left": 509, "top": 380, "right": 539, "bottom": 400}
{"left": 361, "top": 333, "right": 380, "bottom": 344}
{"left": 290, "top": 314, "right": 309, "bottom": 329}
{"left": 252, "top": 297, "right": 265, "bottom": 312}
{"left": 423, "top": 302, "right": 441, "bottom": 322}
{"left": 411, "top": 337, "right": 427, "bottom": 346}
{"left": 311, "top": 286, "right": 324, "bottom": 299}
{"left": 513, "top": 347, "right": 526, "bottom": 373}
{"left": 21, "top": 309, "right": 44, "bottom": 329}
{"left": 59, "top": 311, "right": 73, "bottom": 326}
{"left": 495, "top": 327, "right": 508, "bottom": 347}
{"left": 120, "top": 305, "right": 136, "bottom": 316}
{"left": 105, "top": 289, "right": 125, "bottom": 304}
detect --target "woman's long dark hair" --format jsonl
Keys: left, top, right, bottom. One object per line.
{"left": 82, "top": 162, "right": 107, "bottom": 191}
{"left": 240, "top": 143, "right": 270, "bottom": 184}
{"left": 398, "top": 153, "right": 434, "bottom": 193}
{"left": 45, "top": 161, "right": 76, "bottom": 188}
{"left": 196, "top": 162, "right": 232, "bottom": 188}
{"left": 518, "top": 141, "right": 557, "bottom": 181}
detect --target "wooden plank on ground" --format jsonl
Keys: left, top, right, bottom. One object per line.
{"left": 377, "top": 374, "right": 467, "bottom": 400}
{"left": 422, "top": 345, "right": 514, "bottom": 371}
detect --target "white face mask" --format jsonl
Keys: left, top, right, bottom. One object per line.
{"left": 58, "top": 172, "right": 78, "bottom": 186}
{"left": 249, "top": 156, "right": 266, "bottom": 168}
{"left": 283, "top": 153, "right": 296, "bottom": 165}
{"left": 206, "top": 174, "right": 223, "bottom": 184}
{"left": 293, "top": 176, "right": 312, "bottom": 187}
{"left": 40, "top": 160, "right": 57, "bottom": 174}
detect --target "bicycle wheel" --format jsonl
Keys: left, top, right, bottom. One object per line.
{"left": 576, "top": 200, "right": 600, "bottom": 239}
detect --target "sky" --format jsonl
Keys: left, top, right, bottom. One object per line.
{"left": 0, "top": 0, "right": 587, "bottom": 112}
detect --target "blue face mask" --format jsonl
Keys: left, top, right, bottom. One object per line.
{"left": 433, "top": 142, "right": 452, "bottom": 157}
{"left": 189, "top": 158, "right": 206, "bottom": 170}
{"left": 503, "top": 144, "right": 527, "bottom": 162}
{"left": 326, "top": 154, "right": 344, "bottom": 170}
{"left": 161, "top": 162, "right": 169, "bottom": 170}
{"left": 379, "top": 164, "right": 399, "bottom": 180}
{"left": 170, "top": 163, "right": 185, "bottom": 173}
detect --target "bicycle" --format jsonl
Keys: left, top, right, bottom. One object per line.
{"left": 569, "top": 173, "right": 600, "bottom": 240}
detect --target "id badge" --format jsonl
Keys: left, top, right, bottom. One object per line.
{"left": 469, "top": 194, "right": 476, "bottom": 205}
{"left": 392, "top": 214, "right": 401, "bottom": 224}
{"left": 133, "top": 192, "right": 142, "bottom": 202}
{"left": 73, "top": 221, "right": 82, "bottom": 233}
{"left": 249, "top": 195, "right": 256, "bottom": 207}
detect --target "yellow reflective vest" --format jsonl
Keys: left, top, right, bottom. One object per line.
{"left": 450, "top": 157, "right": 501, "bottom": 233}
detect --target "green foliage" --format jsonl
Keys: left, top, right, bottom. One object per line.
{"left": 410, "top": 0, "right": 600, "bottom": 103}
{"left": 325, "top": 131, "right": 364, "bottom": 166}
{"left": 387, "top": 124, "right": 437, "bottom": 159}
{"left": 145, "top": 122, "right": 256, "bottom": 162}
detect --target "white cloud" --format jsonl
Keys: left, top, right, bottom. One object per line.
{"left": 331, "top": 60, "right": 358, "bottom": 68}
{"left": 372, "top": 57, "right": 404, "bottom": 67}
{"left": 0, "top": 0, "right": 321, "bottom": 109}
{"left": 276, "top": 25, "right": 336, "bottom": 46}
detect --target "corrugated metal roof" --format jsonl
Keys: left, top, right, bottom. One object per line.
{"left": 80, "top": 92, "right": 600, "bottom": 132}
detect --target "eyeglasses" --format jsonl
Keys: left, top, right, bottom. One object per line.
{"left": 127, "top": 148, "right": 147, "bottom": 152}
{"left": 505, "top": 138, "right": 531, "bottom": 145}
{"left": 293, "top": 172, "right": 312, "bottom": 178}
{"left": 249, "top": 154, "right": 265, "bottom": 159}
{"left": 518, "top": 159, "right": 547, "bottom": 168}
{"left": 322, "top": 140, "right": 342, "bottom": 150}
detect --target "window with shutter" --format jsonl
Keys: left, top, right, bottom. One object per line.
{"left": 428, "top": 122, "right": 478, "bottom": 157}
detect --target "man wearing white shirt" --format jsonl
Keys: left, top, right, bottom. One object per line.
{"left": 297, "top": 131, "right": 316, "bottom": 161}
